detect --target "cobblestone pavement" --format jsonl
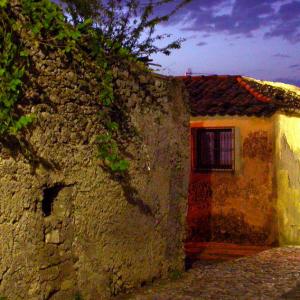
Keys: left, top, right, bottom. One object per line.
{"left": 117, "top": 247, "right": 300, "bottom": 300}
{"left": 281, "top": 282, "right": 300, "bottom": 299}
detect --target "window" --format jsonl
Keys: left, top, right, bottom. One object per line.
{"left": 192, "top": 128, "right": 234, "bottom": 171}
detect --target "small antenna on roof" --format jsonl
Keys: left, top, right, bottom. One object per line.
{"left": 185, "top": 68, "right": 192, "bottom": 76}
{"left": 184, "top": 69, "right": 218, "bottom": 76}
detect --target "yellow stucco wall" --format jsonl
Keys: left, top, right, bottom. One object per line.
{"left": 275, "top": 113, "right": 300, "bottom": 245}
{"left": 188, "top": 116, "right": 277, "bottom": 245}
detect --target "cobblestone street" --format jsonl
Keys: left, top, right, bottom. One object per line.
{"left": 117, "top": 246, "right": 300, "bottom": 300}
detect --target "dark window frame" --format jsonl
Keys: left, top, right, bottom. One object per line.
{"left": 192, "top": 127, "right": 235, "bottom": 172}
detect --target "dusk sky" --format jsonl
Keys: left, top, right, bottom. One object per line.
{"left": 149, "top": 0, "right": 300, "bottom": 86}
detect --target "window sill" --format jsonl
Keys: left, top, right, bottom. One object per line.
{"left": 194, "top": 168, "right": 235, "bottom": 173}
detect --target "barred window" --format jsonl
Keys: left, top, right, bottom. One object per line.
{"left": 192, "top": 128, "right": 234, "bottom": 171}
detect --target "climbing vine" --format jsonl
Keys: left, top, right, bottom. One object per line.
{"left": 0, "top": 0, "right": 141, "bottom": 172}
{"left": 0, "top": 0, "right": 33, "bottom": 135}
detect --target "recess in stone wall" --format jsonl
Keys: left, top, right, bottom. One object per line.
{"left": 42, "top": 184, "right": 65, "bottom": 217}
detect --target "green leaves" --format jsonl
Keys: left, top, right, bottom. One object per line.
{"left": 9, "top": 78, "right": 22, "bottom": 92}
{"left": 56, "top": 28, "right": 81, "bottom": 41}
{"left": 106, "top": 121, "right": 119, "bottom": 131}
{"left": 110, "top": 159, "right": 129, "bottom": 172}
{"left": 0, "top": 0, "right": 87, "bottom": 138}
{"left": 0, "top": 5, "right": 33, "bottom": 136}
{"left": 99, "top": 88, "right": 113, "bottom": 106}
{"left": 59, "top": 0, "right": 188, "bottom": 58}
{"left": 76, "top": 18, "right": 93, "bottom": 31}
{"left": 99, "top": 69, "right": 114, "bottom": 106}
{"left": 10, "top": 115, "right": 34, "bottom": 134}
{"left": 118, "top": 47, "right": 130, "bottom": 58}
{"left": 107, "top": 157, "right": 130, "bottom": 173}
{"left": 0, "top": 0, "right": 8, "bottom": 9}
{"left": 96, "top": 133, "right": 130, "bottom": 173}
{"left": 22, "top": 0, "right": 82, "bottom": 55}
{"left": 0, "top": 0, "right": 131, "bottom": 174}
{"left": 20, "top": 50, "right": 29, "bottom": 57}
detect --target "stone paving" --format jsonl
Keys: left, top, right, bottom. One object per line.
{"left": 117, "top": 247, "right": 300, "bottom": 300}
{"left": 281, "top": 282, "right": 300, "bottom": 299}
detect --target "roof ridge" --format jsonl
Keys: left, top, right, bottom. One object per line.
{"left": 176, "top": 75, "right": 238, "bottom": 79}
{"left": 236, "top": 77, "right": 272, "bottom": 103}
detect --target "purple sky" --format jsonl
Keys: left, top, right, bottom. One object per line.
{"left": 149, "top": 0, "right": 300, "bottom": 86}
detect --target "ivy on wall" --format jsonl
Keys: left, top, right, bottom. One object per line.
{"left": 0, "top": 0, "right": 143, "bottom": 172}
{"left": 0, "top": 0, "right": 34, "bottom": 135}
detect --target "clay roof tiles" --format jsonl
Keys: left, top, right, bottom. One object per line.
{"left": 179, "top": 75, "right": 300, "bottom": 117}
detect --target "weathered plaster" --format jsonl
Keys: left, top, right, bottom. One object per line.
{"left": 188, "top": 116, "right": 277, "bottom": 245}
{"left": 275, "top": 113, "right": 300, "bottom": 245}
{"left": 0, "top": 37, "right": 190, "bottom": 299}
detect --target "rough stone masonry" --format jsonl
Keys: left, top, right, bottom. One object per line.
{"left": 0, "top": 2, "right": 190, "bottom": 299}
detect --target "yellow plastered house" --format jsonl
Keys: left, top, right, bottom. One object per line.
{"left": 180, "top": 75, "right": 300, "bottom": 246}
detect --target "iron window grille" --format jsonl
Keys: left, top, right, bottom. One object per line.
{"left": 192, "top": 128, "right": 234, "bottom": 171}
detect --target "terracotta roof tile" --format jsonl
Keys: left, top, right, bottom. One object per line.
{"left": 178, "top": 75, "right": 300, "bottom": 117}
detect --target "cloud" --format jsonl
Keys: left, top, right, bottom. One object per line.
{"left": 54, "top": 0, "right": 300, "bottom": 44}
{"left": 185, "top": 34, "right": 198, "bottom": 40}
{"left": 275, "top": 77, "right": 300, "bottom": 86}
{"left": 265, "top": 1, "right": 300, "bottom": 42}
{"left": 157, "top": 0, "right": 300, "bottom": 44}
{"left": 196, "top": 41, "right": 208, "bottom": 47}
{"left": 273, "top": 53, "right": 291, "bottom": 58}
{"left": 289, "top": 64, "right": 300, "bottom": 69}
{"left": 171, "top": 0, "right": 277, "bottom": 34}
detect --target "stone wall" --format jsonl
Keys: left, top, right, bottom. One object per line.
{"left": 275, "top": 113, "right": 300, "bottom": 245}
{"left": 187, "top": 116, "right": 277, "bottom": 245}
{"left": 0, "top": 10, "right": 190, "bottom": 299}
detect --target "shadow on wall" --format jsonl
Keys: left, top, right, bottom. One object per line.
{"left": 186, "top": 176, "right": 271, "bottom": 244}
{"left": 187, "top": 174, "right": 213, "bottom": 242}
{"left": 186, "top": 125, "right": 275, "bottom": 246}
